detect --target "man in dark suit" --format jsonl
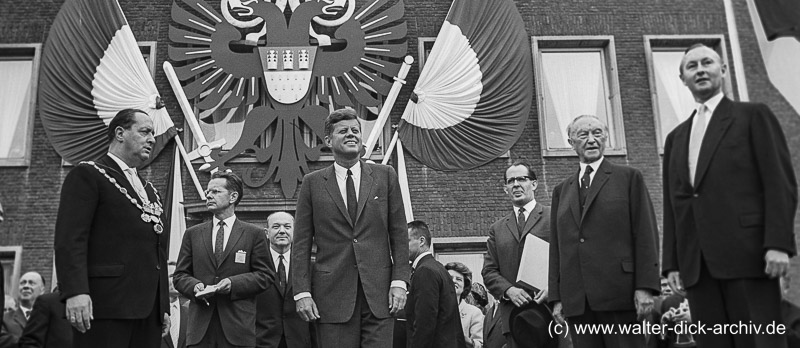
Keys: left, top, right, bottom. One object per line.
{"left": 174, "top": 171, "right": 272, "bottom": 348}
{"left": 18, "top": 288, "right": 73, "bottom": 348}
{"left": 162, "top": 261, "right": 187, "bottom": 348}
{"left": 2, "top": 272, "right": 45, "bottom": 343}
{"left": 482, "top": 300, "right": 504, "bottom": 348}
{"left": 482, "top": 162, "right": 551, "bottom": 348}
{"left": 406, "top": 220, "right": 465, "bottom": 348}
{"left": 549, "top": 115, "right": 660, "bottom": 348}
{"left": 256, "top": 211, "right": 311, "bottom": 348}
{"left": 54, "top": 109, "right": 170, "bottom": 348}
{"left": 662, "top": 44, "right": 797, "bottom": 348}
{"left": 292, "top": 108, "right": 409, "bottom": 348}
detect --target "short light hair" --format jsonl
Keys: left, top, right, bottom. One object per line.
{"left": 565, "top": 115, "right": 609, "bottom": 138}
{"left": 679, "top": 43, "right": 721, "bottom": 75}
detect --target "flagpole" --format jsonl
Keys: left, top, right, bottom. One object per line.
{"left": 723, "top": 0, "right": 750, "bottom": 101}
{"left": 174, "top": 135, "right": 205, "bottom": 199}
{"left": 363, "top": 55, "right": 413, "bottom": 157}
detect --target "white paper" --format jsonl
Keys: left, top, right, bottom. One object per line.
{"left": 516, "top": 235, "right": 549, "bottom": 292}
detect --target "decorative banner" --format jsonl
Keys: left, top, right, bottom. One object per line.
{"left": 39, "top": 0, "right": 176, "bottom": 166}
{"left": 169, "top": 0, "right": 407, "bottom": 197}
{"left": 752, "top": 0, "right": 800, "bottom": 41}
{"left": 398, "top": 0, "right": 533, "bottom": 171}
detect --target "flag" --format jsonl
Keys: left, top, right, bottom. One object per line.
{"left": 397, "top": 0, "right": 533, "bottom": 171}
{"left": 39, "top": 0, "right": 176, "bottom": 166}
{"left": 753, "top": 0, "right": 800, "bottom": 41}
{"left": 164, "top": 147, "right": 187, "bottom": 262}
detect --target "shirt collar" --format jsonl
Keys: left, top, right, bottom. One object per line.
{"left": 513, "top": 199, "right": 537, "bottom": 215}
{"left": 107, "top": 152, "right": 133, "bottom": 173}
{"left": 334, "top": 161, "right": 361, "bottom": 177}
{"left": 412, "top": 251, "right": 433, "bottom": 269}
{"left": 271, "top": 247, "right": 290, "bottom": 264}
{"left": 212, "top": 214, "right": 237, "bottom": 228}
{"left": 580, "top": 156, "right": 604, "bottom": 175}
{"left": 698, "top": 92, "right": 724, "bottom": 116}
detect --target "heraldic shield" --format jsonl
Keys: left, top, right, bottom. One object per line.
{"left": 258, "top": 46, "right": 318, "bottom": 104}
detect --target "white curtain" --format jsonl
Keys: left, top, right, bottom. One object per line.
{"left": 0, "top": 60, "right": 33, "bottom": 160}
{"left": 541, "top": 51, "right": 611, "bottom": 149}
{"left": 168, "top": 149, "right": 187, "bottom": 262}
{"left": 653, "top": 51, "right": 696, "bottom": 145}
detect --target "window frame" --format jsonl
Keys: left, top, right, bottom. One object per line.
{"left": 138, "top": 41, "right": 158, "bottom": 79}
{"left": 532, "top": 36, "right": 627, "bottom": 157}
{"left": 643, "top": 35, "right": 732, "bottom": 154}
{"left": 0, "top": 246, "right": 23, "bottom": 298}
{"left": 0, "top": 43, "right": 42, "bottom": 167}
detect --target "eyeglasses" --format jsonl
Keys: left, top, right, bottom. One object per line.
{"left": 505, "top": 176, "right": 533, "bottom": 186}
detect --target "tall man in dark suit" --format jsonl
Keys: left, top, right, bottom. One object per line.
{"left": 18, "top": 288, "right": 73, "bottom": 348}
{"left": 55, "top": 109, "right": 170, "bottom": 348}
{"left": 482, "top": 161, "right": 551, "bottom": 348}
{"left": 174, "top": 171, "right": 272, "bottom": 348}
{"left": 256, "top": 211, "right": 312, "bottom": 348}
{"left": 549, "top": 115, "right": 660, "bottom": 348}
{"left": 292, "top": 108, "right": 409, "bottom": 348}
{"left": 406, "top": 220, "right": 465, "bottom": 348}
{"left": 662, "top": 44, "right": 797, "bottom": 348}
{"left": 2, "top": 272, "right": 45, "bottom": 342}
{"left": 162, "top": 261, "right": 188, "bottom": 348}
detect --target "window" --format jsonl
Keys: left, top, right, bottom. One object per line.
{"left": 644, "top": 35, "right": 732, "bottom": 153}
{"left": 139, "top": 41, "right": 157, "bottom": 79}
{"left": 417, "top": 37, "right": 436, "bottom": 70}
{"left": 1, "top": 246, "right": 22, "bottom": 297}
{"left": 532, "top": 36, "right": 626, "bottom": 157}
{"left": 0, "top": 44, "right": 41, "bottom": 167}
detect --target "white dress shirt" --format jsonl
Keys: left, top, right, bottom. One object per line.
{"left": 334, "top": 161, "right": 361, "bottom": 208}
{"left": 578, "top": 157, "right": 604, "bottom": 186}
{"left": 212, "top": 215, "right": 236, "bottom": 252}
{"left": 512, "top": 199, "right": 537, "bottom": 220}
{"left": 108, "top": 152, "right": 149, "bottom": 204}
{"left": 271, "top": 248, "right": 290, "bottom": 275}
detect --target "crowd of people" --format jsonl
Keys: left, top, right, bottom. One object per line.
{"left": 0, "top": 43, "right": 799, "bottom": 348}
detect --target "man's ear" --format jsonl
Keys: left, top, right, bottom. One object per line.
{"left": 229, "top": 191, "right": 239, "bottom": 204}
{"left": 114, "top": 126, "right": 125, "bottom": 142}
{"left": 324, "top": 135, "right": 332, "bottom": 148}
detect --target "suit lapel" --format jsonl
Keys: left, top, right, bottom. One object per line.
{"left": 220, "top": 219, "right": 244, "bottom": 264}
{"left": 694, "top": 97, "right": 733, "bottom": 188}
{"left": 581, "top": 161, "right": 611, "bottom": 224}
{"left": 673, "top": 114, "right": 693, "bottom": 184}
{"left": 504, "top": 215, "right": 521, "bottom": 242}
{"left": 202, "top": 222, "right": 216, "bottom": 267}
{"left": 356, "top": 161, "right": 374, "bottom": 224}
{"left": 97, "top": 155, "right": 142, "bottom": 206}
{"left": 323, "top": 165, "right": 353, "bottom": 227}
{"left": 565, "top": 173, "right": 581, "bottom": 227}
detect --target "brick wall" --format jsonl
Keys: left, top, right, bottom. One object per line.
{"left": 1, "top": 0, "right": 799, "bottom": 300}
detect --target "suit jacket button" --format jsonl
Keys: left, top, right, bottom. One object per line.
{"left": 353, "top": 238, "right": 358, "bottom": 243}
{"left": 156, "top": 264, "right": 161, "bottom": 270}
{"left": 580, "top": 238, "right": 585, "bottom": 243}
{"left": 353, "top": 264, "right": 358, "bottom": 268}
{"left": 693, "top": 193, "right": 699, "bottom": 198}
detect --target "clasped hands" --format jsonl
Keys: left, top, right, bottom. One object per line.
{"left": 296, "top": 286, "right": 406, "bottom": 322}
{"left": 506, "top": 286, "right": 547, "bottom": 308}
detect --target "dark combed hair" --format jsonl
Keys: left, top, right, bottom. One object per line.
{"left": 211, "top": 171, "right": 244, "bottom": 206}
{"left": 107, "top": 109, "right": 148, "bottom": 142}
{"left": 444, "top": 261, "right": 473, "bottom": 300}
{"left": 504, "top": 160, "right": 538, "bottom": 183}
{"left": 324, "top": 108, "right": 359, "bottom": 138}
{"left": 407, "top": 220, "right": 432, "bottom": 247}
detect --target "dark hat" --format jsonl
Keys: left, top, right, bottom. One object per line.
{"left": 510, "top": 301, "right": 556, "bottom": 348}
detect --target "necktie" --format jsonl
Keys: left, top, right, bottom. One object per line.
{"left": 124, "top": 168, "right": 149, "bottom": 204}
{"left": 278, "top": 254, "right": 287, "bottom": 294}
{"left": 346, "top": 169, "right": 357, "bottom": 223}
{"left": 23, "top": 309, "right": 30, "bottom": 320}
{"left": 516, "top": 207, "right": 526, "bottom": 237}
{"left": 688, "top": 105, "right": 707, "bottom": 186}
{"left": 215, "top": 221, "right": 225, "bottom": 264}
{"left": 580, "top": 166, "right": 594, "bottom": 207}
{"left": 170, "top": 302, "right": 179, "bottom": 347}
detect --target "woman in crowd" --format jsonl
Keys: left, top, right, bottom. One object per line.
{"left": 445, "top": 262, "right": 484, "bottom": 348}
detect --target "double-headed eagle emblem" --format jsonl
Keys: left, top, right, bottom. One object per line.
{"left": 169, "top": 0, "right": 407, "bottom": 197}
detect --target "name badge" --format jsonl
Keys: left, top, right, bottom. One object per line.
{"left": 235, "top": 250, "right": 247, "bottom": 264}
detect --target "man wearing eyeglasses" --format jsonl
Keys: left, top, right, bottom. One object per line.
{"left": 482, "top": 161, "right": 552, "bottom": 348}
{"left": 548, "top": 115, "right": 660, "bottom": 348}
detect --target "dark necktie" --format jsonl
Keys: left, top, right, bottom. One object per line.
{"left": 346, "top": 169, "right": 357, "bottom": 223}
{"left": 215, "top": 221, "right": 225, "bottom": 264}
{"left": 23, "top": 309, "right": 30, "bottom": 320}
{"left": 580, "top": 166, "right": 594, "bottom": 207}
{"left": 516, "top": 207, "right": 526, "bottom": 238}
{"left": 277, "top": 254, "right": 287, "bottom": 294}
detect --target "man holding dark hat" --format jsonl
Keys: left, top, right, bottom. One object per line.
{"left": 482, "top": 161, "right": 554, "bottom": 348}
